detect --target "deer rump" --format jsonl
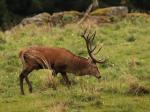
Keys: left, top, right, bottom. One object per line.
{"left": 19, "top": 48, "right": 50, "bottom": 70}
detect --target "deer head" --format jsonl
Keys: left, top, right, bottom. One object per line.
{"left": 80, "top": 29, "right": 105, "bottom": 79}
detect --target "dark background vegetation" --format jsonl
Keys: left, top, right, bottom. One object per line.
{"left": 0, "top": 0, "right": 150, "bottom": 29}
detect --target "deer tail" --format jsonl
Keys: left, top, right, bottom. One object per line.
{"left": 19, "top": 49, "right": 27, "bottom": 69}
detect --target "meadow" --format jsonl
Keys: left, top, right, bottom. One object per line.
{"left": 0, "top": 15, "right": 150, "bottom": 112}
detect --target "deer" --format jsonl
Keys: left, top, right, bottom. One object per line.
{"left": 19, "top": 29, "right": 105, "bottom": 95}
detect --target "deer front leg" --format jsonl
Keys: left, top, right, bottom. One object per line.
{"left": 52, "top": 70, "right": 58, "bottom": 77}
{"left": 61, "top": 72, "right": 71, "bottom": 87}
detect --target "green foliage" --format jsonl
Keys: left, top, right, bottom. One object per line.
{"left": 126, "top": 35, "right": 136, "bottom": 42}
{"left": 0, "top": 16, "right": 150, "bottom": 112}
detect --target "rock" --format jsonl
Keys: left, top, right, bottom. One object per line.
{"left": 50, "top": 11, "right": 82, "bottom": 26}
{"left": 20, "top": 11, "right": 82, "bottom": 27}
{"left": 21, "top": 12, "right": 51, "bottom": 26}
{"left": 83, "top": 16, "right": 111, "bottom": 26}
{"left": 18, "top": 7, "right": 128, "bottom": 28}
{"left": 91, "top": 6, "right": 128, "bottom": 17}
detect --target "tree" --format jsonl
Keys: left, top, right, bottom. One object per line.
{"left": 78, "top": 0, "right": 100, "bottom": 24}
{"left": 92, "top": 0, "right": 99, "bottom": 10}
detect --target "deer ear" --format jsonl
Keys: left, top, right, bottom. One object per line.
{"left": 88, "top": 57, "right": 96, "bottom": 64}
{"left": 87, "top": 57, "right": 93, "bottom": 63}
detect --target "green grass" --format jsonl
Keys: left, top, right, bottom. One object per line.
{"left": 0, "top": 16, "right": 150, "bottom": 112}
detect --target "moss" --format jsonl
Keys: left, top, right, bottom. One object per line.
{"left": 62, "top": 11, "right": 82, "bottom": 22}
{"left": 91, "top": 7, "right": 128, "bottom": 19}
{"left": 91, "top": 8, "right": 112, "bottom": 16}
{"left": 127, "top": 13, "right": 150, "bottom": 18}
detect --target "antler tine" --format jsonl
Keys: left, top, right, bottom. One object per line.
{"left": 87, "top": 31, "right": 92, "bottom": 41}
{"left": 90, "top": 31, "right": 96, "bottom": 42}
{"left": 81, "top": 29, "right": 91, "bottom": 53}
{"left": 88, "top": 31, "right": 96, "bottom": 51}
{"left": 89, "top": 44, "right": 97, "bottom": 53}
{"left": 90, "top": 43, "right": 105, "bottom": 63}
{"left": 93, "top": 44, "right": 103, "bottom": 55}
{"left": 95, "top": 58, "right": 106, "bottom": 63}
{"left": 81, "top": 28, "right": 87, "bottom": 39}
{"left": 92, "top": 43, "right": 105, "bottom": 63}
{"left": 82, "top": 29, "right": 91, "bottom": 44}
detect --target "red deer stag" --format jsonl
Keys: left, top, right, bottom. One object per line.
{"left": 19, "top": 29, "right": 105, "bottom": 95}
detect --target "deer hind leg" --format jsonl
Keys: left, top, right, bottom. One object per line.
{"left": 25, "top": 77, "right": 32, "bottom": 93}
{"left": 19, "top": 67, "right": 33, "bottom": 95}
{"left": 61, "top": 72, "right": 71, "bottom": 87}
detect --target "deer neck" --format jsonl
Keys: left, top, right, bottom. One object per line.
{"left": 72, "top": 56, "right": 89, "bottom": 75}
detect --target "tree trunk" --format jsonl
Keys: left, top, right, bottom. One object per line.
{"left": 92, "top": 0, "right": 99, "bottom": 10}
{"left": 78, "top": 0, "right": 100, "bottom": 24}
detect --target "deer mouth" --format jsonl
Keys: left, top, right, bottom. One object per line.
{"left": 96, "top": 76, "right": 101, "bottom": 79}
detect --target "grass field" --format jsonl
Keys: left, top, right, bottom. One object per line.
{"left": 0, "top": 15, "right": 150, "bottom": 112}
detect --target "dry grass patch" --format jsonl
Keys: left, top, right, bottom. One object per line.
{"left": 128, "top": 57, "right": 142, "bottom": 68}
{"left": 120, "top": 74, "right": 150, "bottom": 95}
{"left": 127, "top": 13, "right": 150, "bottom": 18}
{"left": 128, "top": 83, "right": 150, "bottom": 95}
{"left": 47, "top": 102, "right": 68, "bottom": 112}
{"left": 39, "top": 70, "right": 57, "bottom": 90}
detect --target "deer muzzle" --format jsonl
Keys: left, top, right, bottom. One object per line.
{"left": 96, "top": 75, "right": 101, "bottom": 79}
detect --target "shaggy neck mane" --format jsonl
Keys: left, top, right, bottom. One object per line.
{"left": 72, "top": 55, "right": 89, "bottom": 72}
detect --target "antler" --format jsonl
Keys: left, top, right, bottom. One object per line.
{"left": 80, "top": 29, "right": 105, "bottom": 63}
